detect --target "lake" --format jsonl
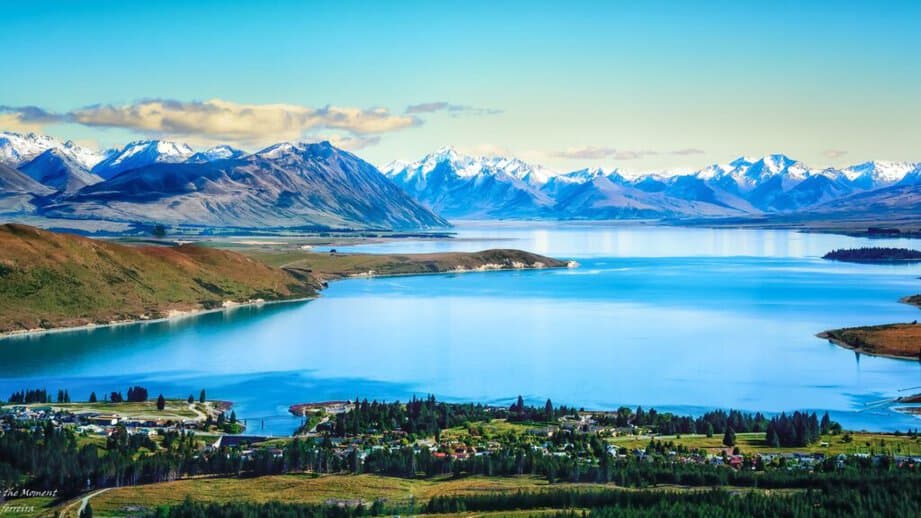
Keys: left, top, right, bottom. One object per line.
{"left": 2, "top": 223, "right": 920, "bottom": 435}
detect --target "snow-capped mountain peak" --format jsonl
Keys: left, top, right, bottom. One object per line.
{"left": 384, "top": 147, "right": 558, "bottom": 186}
{"left": 92, "top": 139, "right": 194, "bottom": 178}
{"left": 188, "top": 144, "right": 246, "bottom": 162}
{"left": 0, "top": 131, "right": 104, "bottom": 169}
{"left": 841, "top": 161, "right": 918, "bottom": 185}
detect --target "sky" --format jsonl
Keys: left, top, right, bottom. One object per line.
{"left": 1, "top": 0, "right": 920, "bottom": 172}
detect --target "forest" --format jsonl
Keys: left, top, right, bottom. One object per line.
{"left": 823, "top": 247, "right": 921, "bottom": 262}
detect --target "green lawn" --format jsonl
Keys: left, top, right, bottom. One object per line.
{"left": 2, "top": 399, "right": 208, "bottom": 420}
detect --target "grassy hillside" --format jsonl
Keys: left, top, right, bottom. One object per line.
{"left": 819, "top": 324, "right": 921, "bottom": 360}
{"left": 0, "top": 225, "right": 567, "bottom": 334}
{"left": 0, "top": 224, "right": 317, "bottom": 333}
{"left": 248, "top": 248, "right": 569, "bottom": 281}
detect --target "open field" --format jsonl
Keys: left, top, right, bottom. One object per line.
{"left": 609, "top": 431, "right": 921, "bottom": 456}
{"left": 76, "top": 474, "right": 611, "bottom": 517}
{"left": 49, "top": 473, "right": 806, "bottom": 517}
{"left": 0, "top": 399, "right": 217, "bottom": 421}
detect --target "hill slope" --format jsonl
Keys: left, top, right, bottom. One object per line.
{"left": 0, "top": 224, "right": 317, "bottom": 333}
{"left": 44, "top": 141, "right": 449, "bottom": 230}
{"left": 0, "top": 225, "right": 567, "bottom": 334}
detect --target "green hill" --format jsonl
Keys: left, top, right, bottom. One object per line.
{"left": 0, "top": 224, "right": 317, "bottom": 333}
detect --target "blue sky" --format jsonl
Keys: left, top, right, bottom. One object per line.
{"left": 2, "top": 0, "right": 920, "bottom": 171}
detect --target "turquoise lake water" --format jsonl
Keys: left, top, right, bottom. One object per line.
{"left": 2, "top": 223, "right": 920, "bottom": 435}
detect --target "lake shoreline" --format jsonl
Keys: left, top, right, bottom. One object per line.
{"left": 0, "top": 258, "right": 573, "bottom": 341}
{"left": 0, "top": 296, "right": 317, "bottom": 341}
{"left": 817, "top": 296, "right": 921, "bottom": 361}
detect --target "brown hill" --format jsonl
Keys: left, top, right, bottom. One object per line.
{"left": 0, "top": 224, "right": 316, "bottom": 333}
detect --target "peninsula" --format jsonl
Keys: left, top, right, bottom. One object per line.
{"left": 0, "top": 224, "right": 567, "bottom": 336}
{"left": 818, "top": 295, "right": 921, "bottom": 360}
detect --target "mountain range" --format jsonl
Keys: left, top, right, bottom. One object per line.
{"left": 382, "top": 147, "right": 921, "bottom": 221}
{"left": 1, "top": 131, "right": 919, "bottom": 230}
{"left": 0, "top": 132, "right": 447, "bottom": 230}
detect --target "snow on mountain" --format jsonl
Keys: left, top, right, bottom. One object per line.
{"left": 897, "top": 165, "right": 921, "bottom": 186}
{"left": 2, "top": 131, "right": 918, "bottom": 224}
{"left": 19, "top": 148, "right": 104, "bottom": 194}
{"left": 382, "top": 146, "right": 558, "bottom": 186}
{"left": 92, "top": 140, "right": 194, "bottom": 179}
{"left": 187, "top": 145, "right": 247, "bottom": 162}
{"left": 382, "top": 147, "right": 556, "bottom": 218}
{"left": 385, "top": 149, "right": 921, "bottom": 218}
{"left": 841, "top": 161, "right": 919, "bottom": 190}
{"left": 0, "top": 132, "right": 105, "bottom": 169}
{"left": 48, "top": 141, "right": 448, "bottom": 230}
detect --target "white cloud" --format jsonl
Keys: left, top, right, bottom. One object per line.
{"left": 405, "top": 102, "right": 502, "bottom": 116}
{"left": 2, "top": 99, "right": 420, "bottom": 149}
{"left": 552, "top": 146, "right": 703, "bottom": 160}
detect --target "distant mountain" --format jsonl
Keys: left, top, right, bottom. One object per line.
{"left": 550, "top": 171, "right": 753, "bottom": 219}
{"left": 384, "top": 149, "right": 920, "bottom": 220}
{"left": 187, "top": 145, "right": 247, "bottom": 163}
{"left": 897, "top": 166, "right": 921, "bottom": 186}
{"left": 382, "top": 147, "right": 556, "bottom": 218}
{"left": 3, "top": 131, "right": 919, "bottom": 228}
{"left": 19, "top": 148, "right": 104, "bottom": 194}
{"left": 0, "top": 163, "right": 54, "bottom": 214}
{"left": 813, "top": 183, "right": 921, "bottom": 219}
{"left": 44, "top": 141, "right": 449, "bottom": 229}
{"left": 0, "top": 131, "right": 104, "bottom": 169}
{"left": 841, "top": 161, "right": 919, "bottom": 190}
{"left": 92, "top": 140, "right": 194, "bottom": 179}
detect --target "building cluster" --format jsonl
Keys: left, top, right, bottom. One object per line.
{"left": 0, "top": 404, "right": 201, "bottom": 438}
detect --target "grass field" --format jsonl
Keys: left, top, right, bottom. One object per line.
{"left": 79, "top": 474, "right": 611, "bottom": 517}
{"left": 55, "top": 473, "right": 804, "bottom": 518}
{"left": 609, "top": 431, "right": 921, "bottom": 456}
{"left": 1, "top": 399, "right": 214, "bottom": 421}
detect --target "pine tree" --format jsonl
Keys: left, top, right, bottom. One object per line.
{"left": 187, "top": 394, "right": 194, "bottom": 404}
{"left": 156, "top": 394, "right": 166, "bottom": 411}
{"left": 200, "top": 389, "right": 206, "bottom": 403}
{"left": 89, "top": 392, "right": 97, "bottom": 403}
{"left": 723, "top": 426, "right": 736, "bottom": 447}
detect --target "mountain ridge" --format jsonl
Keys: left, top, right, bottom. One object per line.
{"left": 383, "top": 148, "right": 921, "bottom": 220}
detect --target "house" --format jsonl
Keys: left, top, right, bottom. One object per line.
{"left": 89, "top": 414, "right": 119, "bottom": 426}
